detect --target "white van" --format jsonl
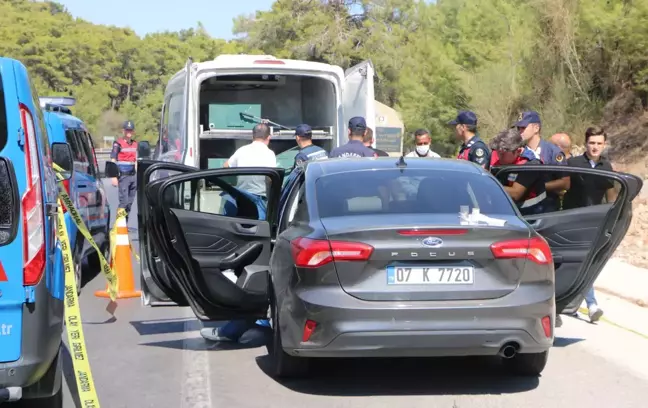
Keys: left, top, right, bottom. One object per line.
{"left": 155, "top": 54, "right": 376, "bottom": 169}
{"left": 140, "top": 55, "right": 376, "bottom": 306}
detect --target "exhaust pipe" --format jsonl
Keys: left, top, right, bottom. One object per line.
{"left": 498, "top": 342, "right": 519, "bottom": 359}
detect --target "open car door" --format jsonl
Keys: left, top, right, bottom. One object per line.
{"left": 343, "top": 60, "right": 376, "bottom": 147}
{"left": 143, "top": 166, "right": 285, "bottom": 321}
{"left": 492, "top": 165, "right": 642, "bottom": 313}
{"left": 137, "top": 159, "right": 197, "bottom": 306}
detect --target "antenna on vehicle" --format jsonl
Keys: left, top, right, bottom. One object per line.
{"left": 396, "top": 155, "right": 407, "bottom": 171}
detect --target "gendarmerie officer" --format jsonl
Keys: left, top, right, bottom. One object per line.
{"left": 110, "top": 120, "right": 138, "bottom": 219}
{"left": 450, "top": 110, "right": 491, "bottom": 169}
{"left": 514, "top": 111, "right": 568, "bottom": 212}
{"left": 293, "top": 124, "right": 328, "bottom": 166}
{"left": 329, "top": 117, "right": 377, "bottom": 158}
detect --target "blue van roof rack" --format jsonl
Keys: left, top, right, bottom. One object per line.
{"left": 39, "top": 96, "right": 75, "bottom": 115}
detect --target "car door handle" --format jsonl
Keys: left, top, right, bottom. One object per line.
{"left": 78, "top": 184, "right": 88, "bottom": 188}
{"left": 528, "top": 219, "right": 542, "bottom": 228}
{"left": 234, "top": 223, "right": 258, "bottom": 234}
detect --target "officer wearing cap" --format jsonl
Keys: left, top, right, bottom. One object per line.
{"left": 293, "top": 124, "right": 328, "bottom": 166}
{"left": 449, "top": 110, "right": 491, "bottom": 169}
{"left": 110, "top": 120, "right": 138, "bottom": 219}
{"left": 329, "top": 117, "right": 377, "bottom": 158}
{"left": 514, "top": 111, "right": 569, "bottom": 212}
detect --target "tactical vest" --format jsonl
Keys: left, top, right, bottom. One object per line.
{"left": 116, "top": 138, "right": 138, "bottom": 166}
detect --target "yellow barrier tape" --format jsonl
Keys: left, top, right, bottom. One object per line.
{"left": 53, "top": 163, "right": 118, "bottom": 302}
{"left": 56, "top": 198, "right": 102, "bottom": 408}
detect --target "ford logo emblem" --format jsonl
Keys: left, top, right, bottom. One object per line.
{"left": 421, "top": 237, "right": 443, "bottom": 248}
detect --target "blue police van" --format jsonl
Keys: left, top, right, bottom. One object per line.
{"left": 42, "top": 98, "right": 111, "bottom": 295}
{"left": 0, "top": 57, "right": 65, "bottom": 406}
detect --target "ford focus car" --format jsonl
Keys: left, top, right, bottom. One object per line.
{"left": 136, "top": 156, "right": 641, "bottom": 379}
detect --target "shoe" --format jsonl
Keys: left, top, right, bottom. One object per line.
{"left": 555, "top": 314, "right": 563, "bottom": 328}
{"left": 588, "top": 305, "right": 604, "bottom": 323}
{"left": 200, "top": 327, "right": 235, "bottom": 342}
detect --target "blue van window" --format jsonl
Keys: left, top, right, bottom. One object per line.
{"left": 0, "top": 75, "right": 7, "bottom": 152}
{"left": 28, "top": 79, "right": 50, "bottom": 160}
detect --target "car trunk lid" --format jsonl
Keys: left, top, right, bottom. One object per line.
{"left": 321, "top": 214, "right": 531, "bottom": 302}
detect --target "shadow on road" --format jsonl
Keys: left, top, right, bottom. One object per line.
{"left": 130, "top": 318, "right": 199, "bottom": 336}
{"left": 553, "top": 336, "right": 585, "bottom": 347}
{"left": 60, "top": 344, "right": 81, "bottom": 408}
{"left": 256, "top": 355, "right": 540, "bottom": 396}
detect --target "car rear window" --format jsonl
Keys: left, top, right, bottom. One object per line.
{"left": 315, "top": 169, "right": 517, "bottom": 218}
{"left": 0, "top": 75, "right": 7, "bottom": 153}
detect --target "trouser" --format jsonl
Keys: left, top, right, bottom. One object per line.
{"left": 585, "top": 286, "right": 598, "bottom": 309}
{"left": 218, "top": 319, "right": 271, "bottom": 341}
{"left": 118, "top": 173, "right": 137, "bottom": 216}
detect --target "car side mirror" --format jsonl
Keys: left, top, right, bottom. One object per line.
{"left": 51, "top": 142, "right": 73, "bottom": 180}
{"left": 104, "top": 161, "right": 120, "bottom": 178}
{"left": 138, "top": 141, "right": 151, "bottom": 159}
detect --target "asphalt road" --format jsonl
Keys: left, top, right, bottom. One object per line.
{"left": 42, "top": 181, "right": 648, "bottom": 407}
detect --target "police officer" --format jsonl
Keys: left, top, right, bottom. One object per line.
{"left": 514, "top": 111, "right": 568, "bottom": 212}
{"left": 449, "top": 110, "right": 491, "bottom": 169}
{"left": 110, "top": 120, "right": 138, "bottom": 219}
{"left": 329, "top": 117, "right": 377, "bottom": 158}
{"left": 490, "top": 128, "right": 547, "bottom": 215}
{"left": 293, "top": 124, "right": 328, "bottom": 166}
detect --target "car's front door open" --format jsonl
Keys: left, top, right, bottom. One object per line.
{"left": 492, "top": 165, "right": 642, "bottom": 313}
{"left": 137, "top": 159, "right": 197, "bottom": 306}
{"left": 145, "top": 166, "right": 284, "bottom": 321}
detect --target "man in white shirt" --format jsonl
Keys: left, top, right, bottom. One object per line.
{"left": 405, "top": 128, "right": 441, "bottom": 158}
{"left": 224, "top": 123, "right": 277, "bottom": 198}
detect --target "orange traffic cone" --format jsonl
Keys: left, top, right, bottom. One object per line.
{"left": 95, "top": 211, "right": 141, "bottom": 299}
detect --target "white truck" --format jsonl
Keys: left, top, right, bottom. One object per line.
{"left": 155, "top": 54, "right": 376, "bottom": 169}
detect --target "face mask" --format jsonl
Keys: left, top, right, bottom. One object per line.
{"left": 416, "top": 144, "right": 430, "bottom": 156}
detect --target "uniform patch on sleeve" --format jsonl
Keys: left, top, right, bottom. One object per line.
{"left": 475, "top": 148, "right": 485, "bottom": 157}
{"left": 555, "top": 152, "right": 565, "bottom": 163}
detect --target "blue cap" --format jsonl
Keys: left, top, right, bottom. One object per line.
{"left": 348, "top": 116, "right": 367, "bottom": 130}
{"left": 123, "top": 120, "right": 135, "bottom": 131}
{"left": 448, "top": 110, "right": 477, "bottom": 126}
{"left": 514, "top": 111, "right": 541, "bottom": 127}
{"left": 294, "top": 124, "right": 312, "bottom": 137}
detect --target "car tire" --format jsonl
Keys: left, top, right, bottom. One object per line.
{"left": 502, "top": 350, "right": 549, "bottom": 376}
{"left": 267, "top": 288, "right": 310, "bottom": 379}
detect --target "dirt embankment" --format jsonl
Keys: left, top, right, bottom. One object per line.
{"left": 597, "top": 90, "right": 648, "bottom": 268}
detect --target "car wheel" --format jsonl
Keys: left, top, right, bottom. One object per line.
{"left": 502, "top": 350, "right": 549, "bottom": 377}
{"left": 267, "top": 289, "right": 310, "bottom": 379}
{"left": 18, "top": 387, "right": 63, "bottom": 408}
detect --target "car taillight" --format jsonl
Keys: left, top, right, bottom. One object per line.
{"left": 20, "top": 103, "right": 46, "bottom": 286}
{"left": 490, "top": 237, "right": 552, "bottom": 265}
{"left": 290, "top": 237, "right": 374, "bottom": 268}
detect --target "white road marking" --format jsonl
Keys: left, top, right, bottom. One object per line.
{"left": 180, "top": 308, "right": 213, "bottom": 408}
